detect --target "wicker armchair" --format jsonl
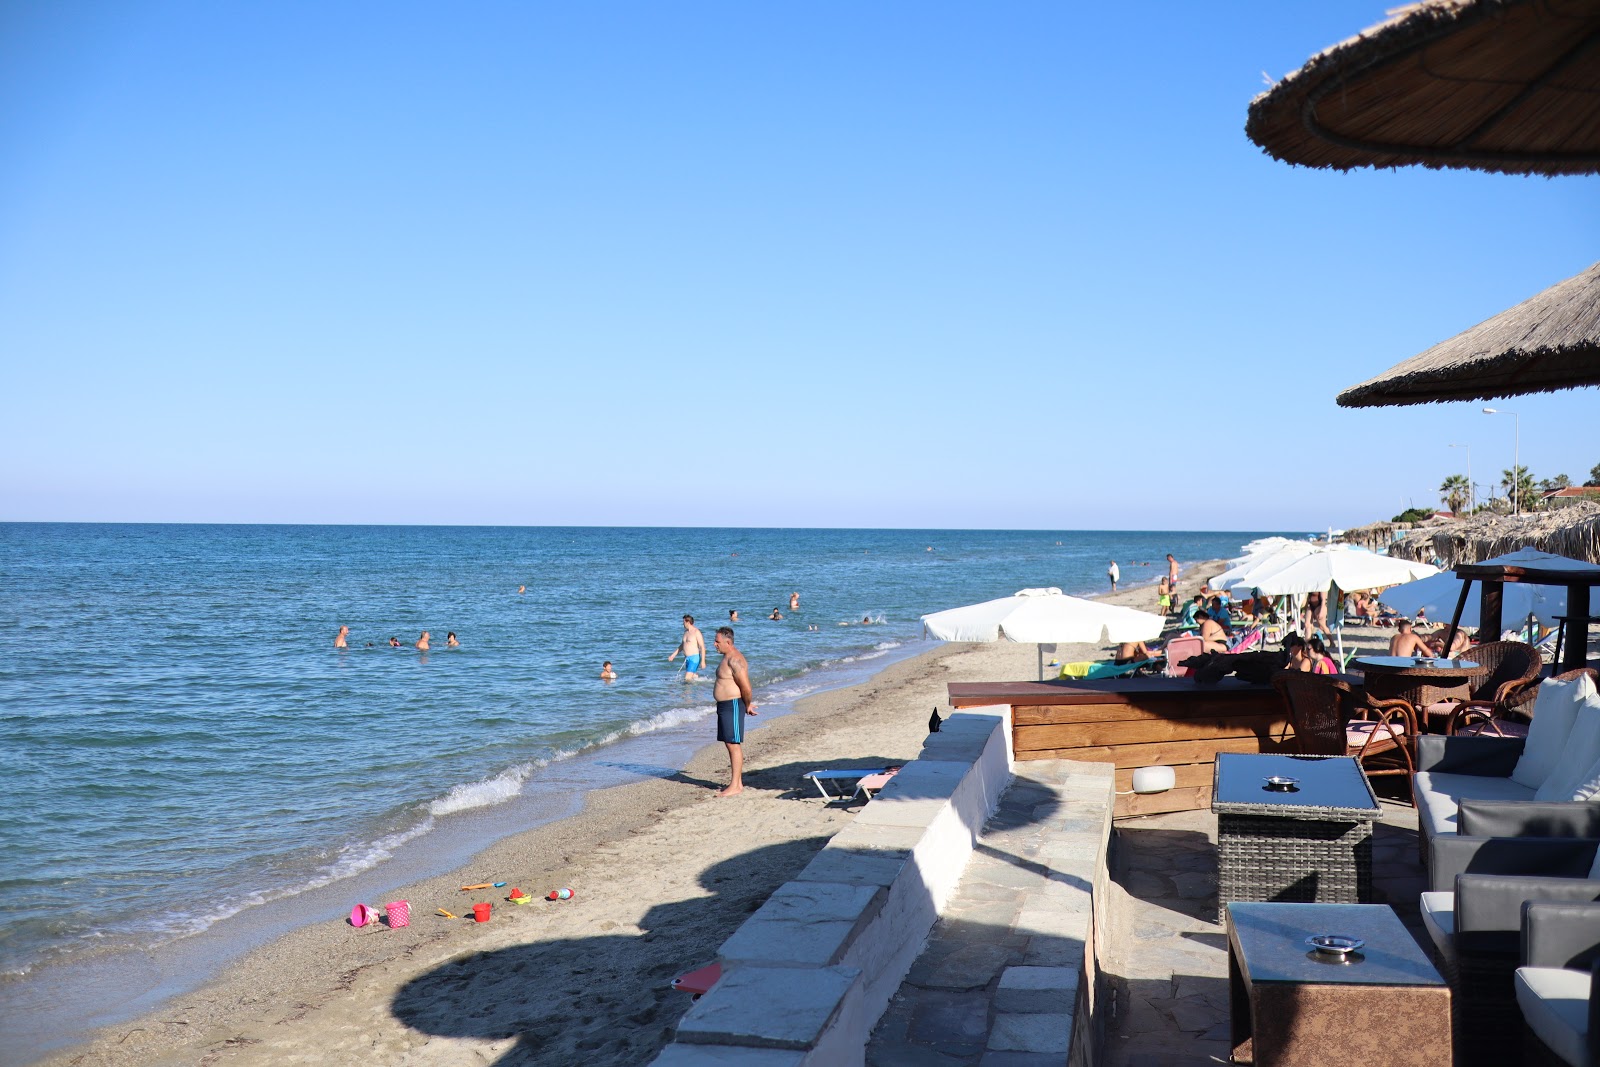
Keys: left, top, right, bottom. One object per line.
{"left": 1448, "top": 660, "right": 1594, "bottom": 737}
{"left": 1272, "top": 672, "right": 1417, "bottom": 780}
{"left": 1439, "top": 640, "right": 1543, "bottom": 734}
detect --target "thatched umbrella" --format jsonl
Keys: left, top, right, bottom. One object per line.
{"left": 1335, "top": 260, "right": 1600, "bottom": 407}
{"left": 1246, "top": 0, "right": 1600, "bottom": 177}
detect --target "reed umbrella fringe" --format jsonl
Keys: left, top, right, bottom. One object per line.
{"left": 1339, "top": 502, "right": 1600, "bottom": 568}
{"left": 1335, "top": 261, "right": 1600, "bottom": 408}
{"left": 1246, "top": 0, "right": 1600, "bottom": 177}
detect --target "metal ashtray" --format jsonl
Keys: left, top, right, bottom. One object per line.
{"left": 1263, "top": 776, "right": 1300, "bottom": 791}
{"left": 1306, "top": 934, "right": 1365, "bottom": 958}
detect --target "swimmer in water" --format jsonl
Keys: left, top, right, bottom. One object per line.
{"left": 416, "top": 631, "right": 431, "bottom": 650}
{"left": 862, "top": 615, "right": 872, "bottom": 625}
{"left": 389, "top": 637, "right": 401, "bottom": 647}
{"left": 518, "top": 585, "right": 526, "bottom": 595}
{"left": 769, "top": 608, "right": 783, "bottom": 620}
{"left": 788, "top": 592, "right": 799, "bottom": 611}
{"left": 729, "top": 609, "right": 740, "bottom": 622}
{"left": 335, "top": 625, "right": 349, "bottom": 648}
{"left": 446, "top": 631, "right": 459, "bottom": 647}
{"left": 600, "top": 660, "right": 617, "bottom": 680}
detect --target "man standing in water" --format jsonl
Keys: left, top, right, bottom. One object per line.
{"left": 335, "top": 625, "right": 349, "bottom": 648}
{"left": 712, "top": 626, "right": 756, "bottom": 796}
{"left": 669, "top": 614, "right": 706, "bottom": 680}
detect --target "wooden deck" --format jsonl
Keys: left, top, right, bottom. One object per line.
{"left": 947, "top": 677, "right": 1288, "bottom": 817}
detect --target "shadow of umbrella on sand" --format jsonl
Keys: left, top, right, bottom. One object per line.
{"left": 920, "top": 587, "right": 1165, "bottom": 680}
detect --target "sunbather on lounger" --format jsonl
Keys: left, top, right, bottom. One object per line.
{"left": 1114, "top": 640, "right": 1159, "bottom": 664}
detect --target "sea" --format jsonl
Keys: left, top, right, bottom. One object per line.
{"left": 0, "top": 523, "right": 1290, "bottom": 1059}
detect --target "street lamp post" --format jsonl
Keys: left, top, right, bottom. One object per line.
{"left": 1448, "top": 443, "right": 1472, "bottom": 514}
{"left": 1482, "top": 407, "right": 1521, "bottom": 515}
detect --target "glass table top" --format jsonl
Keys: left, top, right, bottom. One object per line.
{"left": 1229, "top": 903, "right": 1445, "bottom": 987}
{"left": 1213, "top": 752, "right": 1379, "bottom": 813}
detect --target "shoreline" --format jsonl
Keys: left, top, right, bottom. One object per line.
{"left": 24, "top": 556, "right": 1231, "bottom": 1067}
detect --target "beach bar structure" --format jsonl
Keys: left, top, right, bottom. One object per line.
{"left": 1441, "top": 549, "right": 1600, "bottom": 672}
{"left": 946, "top": 676, "right": 1287, "bottom": 818}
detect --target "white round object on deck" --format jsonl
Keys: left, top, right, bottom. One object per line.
{"left": 1131, "top": 766, "right": 1175, "bottom": 794}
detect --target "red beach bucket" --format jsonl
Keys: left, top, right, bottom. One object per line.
{"left": 472, "top": 902, "right": 491, "bottom": 922}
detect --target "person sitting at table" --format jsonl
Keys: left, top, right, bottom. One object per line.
{"left": 1306, "top": 636, "right": 1338, "bottom": 675}
{"left": 1282, "top": 633, "right": 1310, "bottom": 672}
{"left": 1114, "top": 639, "right": 1159, "bottom": 664}
{"left": 1197, "top": 611, "right": 1229, "bottom": 654}
{"left": 1388, "top": 619, "right": 1434, "bottom": 658}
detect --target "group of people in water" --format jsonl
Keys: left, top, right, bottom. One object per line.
{"left": 334, "top": 626, "right": 458, "bottom": 650}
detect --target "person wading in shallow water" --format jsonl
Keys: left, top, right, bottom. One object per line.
{"left": 711, "top": 627, "right": 757, "bottom": 797}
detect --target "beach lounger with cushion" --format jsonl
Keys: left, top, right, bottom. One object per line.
{"left": 801, "top": 768, "right": 892, "bottom": 799}
{"left": 1057, "top": 659, "right": 1155, "bottom": 681}
{"left": 853, "top": 768, "right": 899, "bottom": 800}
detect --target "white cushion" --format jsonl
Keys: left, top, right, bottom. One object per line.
{"left": 1512, "top": 675, "right": 1599, "bottom": 791}
{"left": 1536, "top": 694, "right": 1600, "bottom": 801}
{"left": 1515, "top": 965, "right": 1591, "bottom": 1067}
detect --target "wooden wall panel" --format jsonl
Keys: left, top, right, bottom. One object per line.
{"left": 1015, "top": 715, "right": 1288, "bottom": 751}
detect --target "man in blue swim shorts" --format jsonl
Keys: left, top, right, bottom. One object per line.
{"left": 669, "top": 614, "right": 706, "bottom": 680}
{"left": 711, "top": 626, "right": 756, "bottom": 797}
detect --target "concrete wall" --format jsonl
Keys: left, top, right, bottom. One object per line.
{"left": 652, "top": 706, "right": 1013, "bottom": 1067}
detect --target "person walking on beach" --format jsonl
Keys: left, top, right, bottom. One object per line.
{"left": 335, "top": 625, "right": 349, "bottom": 649}
{"left": 712, "top": 626, "right": 756, "bottom": 797}
{"left": 1108, "top": 560, "right": 1120, "bottom": 593}
{"left": 1167, "top": 554, "right": 1179, "bottom": 586}
{"left": 670, "top": 614, "right": 706, "bottom": 680}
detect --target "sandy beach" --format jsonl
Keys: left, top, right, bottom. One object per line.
{"left": 34, "top": 563, "right": 1217, "bottom": 1067}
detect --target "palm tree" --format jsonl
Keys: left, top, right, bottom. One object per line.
{"left": 1502, "top": 465, "right": 1537, "bottom": 512}
{"left": 1439, "top": 474, "right": 1470, "bottom": 514}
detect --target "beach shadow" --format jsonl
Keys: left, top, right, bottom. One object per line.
{"left": 739, "top": 757, "right": 915, "bottom": 803}
{"left": 591, "top": 760, "right": 723, "bottom": 790}
{"left": 391, "top": 837, "right": 828, "bottom": 1067}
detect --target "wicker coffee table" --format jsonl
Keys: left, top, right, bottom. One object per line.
{"left": 1211, "top": 753, "right": 1381, "bottom": 922}
{"left": 1228, "top": 902, "right": 1450, "bottom": 1066}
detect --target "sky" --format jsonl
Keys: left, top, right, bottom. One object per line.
{"left": 3, "top": 1, "right": 1597, "bottom": 531}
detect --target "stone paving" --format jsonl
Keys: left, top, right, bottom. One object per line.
{"left": 1101, "top": 799, "right": 1424, "bottom": 1067}
{"left": 866, "top": 763, "right": 1427, "bottom": 1067}
{"left": 866, "top": 761, "right": 1110, "bottom": 1066}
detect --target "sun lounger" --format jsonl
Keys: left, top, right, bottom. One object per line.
{"left": 853, "top": 768, "right": 899, "bottom": 799}
{"left": 1058, "top": 659, "right": 1154, "bottom": 680}
{"left": 802, "top": 768, "right": 891, "bottom": 799}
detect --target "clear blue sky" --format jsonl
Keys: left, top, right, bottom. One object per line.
{"left": 4, "top": 1, "right": 1596, "bottom": 530}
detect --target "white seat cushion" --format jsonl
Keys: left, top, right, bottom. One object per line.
{"left": 1513, "top": 674, "right": 1600, "bottom": 791}
{"left": 1414, "top": 770, "right": 1538, "bottom": 837}
{"left": 1346, "top": 719, "right": 1405, "bottom": 749}
{"left": 1419, "top": 891, "right": 1456, "bottom": 971}
{"left": 1515, "top": 965, "right": 1591, "bottom": 1067}
{"left": 1538, "top": 694, "right": 1600, "bottom": 801}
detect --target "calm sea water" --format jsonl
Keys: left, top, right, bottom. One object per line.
{"left": 0, "top": 524, "right": 1284, "bottom": 986}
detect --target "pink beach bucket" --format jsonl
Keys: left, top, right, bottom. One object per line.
{"left": 350, "top": 903, "right": 380, "bottom": 928}
{"left": 385, "top": 901, "right": 410, "bottom": 928}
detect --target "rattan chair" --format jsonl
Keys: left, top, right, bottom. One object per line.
{"left": 1449, "top": 662, "right": 1596, "bottom": 737}
{"left": 1272, "top": 672, "right": 1417, "bottom": 781}
{"left": 1440, "top": 640, "right": 1544, "bottom": 735}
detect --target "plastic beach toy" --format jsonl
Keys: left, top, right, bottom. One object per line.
{"left": 385, "top": 900, "right": 410, "bottom": 928}
{"left": 547, "top": 887, "right": 574, "bottom": 901}
{"left": 350, "top": 904, "right": 380, "bottom": 928}
{"left": 472, "top": 902, "right": 492, "bottom": 922}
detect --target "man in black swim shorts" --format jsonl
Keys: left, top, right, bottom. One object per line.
{"left": 711, "top": 626, "right": 757, "bottom": 797}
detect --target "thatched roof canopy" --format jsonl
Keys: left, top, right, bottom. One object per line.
{"left": 1384, "top": 500, "right": 1600, "bottom": 567}
{"left": 1247, "top": 0, "right": 1600, "bottom": 176}
{"left": 1336, "top": 261, "right": 1600, "bottom": 407}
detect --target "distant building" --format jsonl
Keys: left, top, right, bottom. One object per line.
{"left": 1541, "top": 487, "right": 1600, "bottom": 502}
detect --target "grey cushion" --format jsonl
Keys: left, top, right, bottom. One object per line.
{"left": 1416, "top": 770, "right": 1538, "bottom": 838}
{"left": 1515, "top": 965, "right": 1591, "bottom": 1067}
{"left": 1419, "top": 891, "right": 1456, "bottom": 971}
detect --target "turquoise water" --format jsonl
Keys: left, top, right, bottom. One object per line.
{"left": 0, "top": 524, "right": 1280, "bottom": 988}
